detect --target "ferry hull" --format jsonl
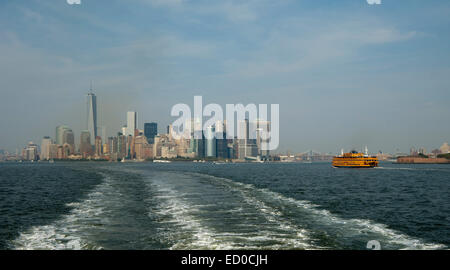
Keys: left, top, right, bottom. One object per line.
{"left": 333, "top": 165, "right": 377, "bottom": 168}
{"left": 332, "top": 152, "right": 379, "bottom": 168}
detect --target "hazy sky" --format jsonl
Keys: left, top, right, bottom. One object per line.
{"left": 0, "top": 0, "right": 449, "bottom": 154}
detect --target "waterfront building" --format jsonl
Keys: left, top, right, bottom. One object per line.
{"left": 23, "top": 142, "right": 38, "bottom": 161}
{"left": 237, "top": 119, "right": 258, "bottom": 159}
{"left": 49, "top": 144, "right": 58, "bottom": 159}
{"left": 80, "top": 130, "right": 92, "bottom": 157}
{"left": 55, "top": 125, "right": 70, "bottom": 145}
{"left": 419, "top": 147, "right": 427, "bottom": 155}
{"left": 107, "top": 137, "right": 117, "bottom": 155}
{"left": 117, "top": 134, "right": 127, "bottom": 158}
{"left": 215, "top": 121, "right": 229, "bottom": 159}
{"left": 57, "top": 145, "right": 64, "bottom": 159}
{"left": 255, "top": 119, "right": 271, "bottom": 158}
{"left": 440, "top": 142, "right": 450, "bottom": 154}
{"left": 153, "top": 134, "right": 177, "bottom": 158}
{"left": 126, "top": 135, "right": 136, "bottom": 159}
{"left": 135, "top": 136, "right": 153, "bottom": 160}
{"left": 55, "top": 125, "right": 75, "bottom": 154}
{"left": 62, "top": 143, "right": 72, "bottom": 158}
{"left": 175, "top": 137, "right": 193, "bottom": 158}
{"left": 95, "top": 136, "right": 102, "bottom": 157}
{"left": 205, "top": 125, "right": 216, "bottom": 158}
{"left": 103, "top": 143, "right": 109, "bottom": 155}
{"left": 40, "top": 136, "right": 52, "bottom": 160}
{"left": 63, "top": 129, "right": 75, "bottom": 154}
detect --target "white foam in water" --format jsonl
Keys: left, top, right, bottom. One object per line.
{"left": 10, "top": 174, "right": 114, "bottom": 250}
{"left": 150, "top": 180, "right": 238, "bottom": 250}
{"left": 190, "top": 172, "right": 447, "bottom": 250}
{"left": 12, "top": 166, "right": 445, "bottom": 250}
{"left": 148, "top": 174, "right": 314, "bottom": 250}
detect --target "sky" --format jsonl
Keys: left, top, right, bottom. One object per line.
{"left": 0, "top": 0, "right": 449, "bottom": 154}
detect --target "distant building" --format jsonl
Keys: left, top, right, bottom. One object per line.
{"left": 23, "top": 142, "right": 38, "bottom": 161}
{"left": 118, "top": 134, "right": 127, "bottom": 158}
{"left": 205, "top": 125, "right": 216, "bottom": 158}
{"left": 55, "top": 125, "right": 70, "bottom": 145}
{"left": 153, "top": 134, "right": 177, "bottom": 159}
{"left": 40, "top": 136, "right": 52, "bottom": 160}
{"left": 125, "top": 111, "right": 137, "bottom": 137}
{"left": 62, "top": 143, "right": 72, "bottom": 158}
{"left": 255, "top": 119, "right": 271, "bottom": 158}
{"left": 144, "top": 122, "right": 158, "bottom": 144}
{"left": 135, "top": 136, "right": 153, "bottom": 160}
{"left": 237, "top": 119, "right": 258, "bottom": 159}
{"left": 440, "top": 142, "right": 450, "bottom": 154}
{"left": 107, "top": 137, "right": 117, "bottom": 155}
{"left": 418, "top": 147, "right": 427, "bottom": 155}
{"left": 95, "top": 136, "right": 102, "bottom": 157}
{"left": 215, "top": 121, "right": 229, "bottom": 159}
{"left": 80, "top": 130, "right": 92, "bottom": 157}
{"left": 86, "top": 91, "right": 98, "bottom": 144}
{"left": 49, "top": 144, "right": 58, "bottom": 159}
{"left": 55, "top": 125, "right": 75, "bottom": 153}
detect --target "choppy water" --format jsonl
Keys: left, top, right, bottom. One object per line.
{"left": 0, "top": 162, "right": 448, "bottom": 250}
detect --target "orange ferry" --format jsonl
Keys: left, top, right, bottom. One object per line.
{"left": 332, "top": 148, "right": 378, "bottom": 168}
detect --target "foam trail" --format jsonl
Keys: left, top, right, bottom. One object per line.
{"left": 147, "top": 173, "right": 314, "bottom": 250}
{"left": 149, "top": 180, "right": 236, "bottom": 250}
{"left": 188, "top": 172, "right": 447, "bottom": 250}
{"left": 10, "top": 174, "right": 113, "bottom": 250}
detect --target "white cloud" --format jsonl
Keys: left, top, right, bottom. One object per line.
{"left": 141, "top": 0, "right": 185, "bottom": 7}
{"left": 367, "top": 0, "right": 382, "bottom": 5}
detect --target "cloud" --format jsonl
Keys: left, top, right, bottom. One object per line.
{"left": 218, "top": 18, "right": 419, "bottom": 80}
{"left": 367, "top": 0, "right": 382, "bottom": 5}
{"left": 138, "top": 0, "right": 282, "bottom": 23}
{"left": 141, "top": 0, "right": 185, "bottom": 8}
{"left": 67, "top": 0, "right": 81, "bottom": 5}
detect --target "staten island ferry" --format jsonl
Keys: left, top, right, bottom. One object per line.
{"left": 332, "top": 147, "right": 378, "bottom": 168}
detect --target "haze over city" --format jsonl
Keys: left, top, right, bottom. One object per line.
{"left": 1, "top": 0, "right": 449, "bottom": 154}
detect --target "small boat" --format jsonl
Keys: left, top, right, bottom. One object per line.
{"left": 332, "top": 147, "right": 378, "bottom": 168}
{"left": 213, "top": 161, "right": 227, "bottom": 165}
{"left": 153, "top": 160, "right": 171, "bottom": 163}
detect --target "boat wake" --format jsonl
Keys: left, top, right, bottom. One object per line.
{"left": 10, "top": 166, "right": 447, "bottom": 250}
{"left": 10, "top": 172, "right": 117, "bottom": 250}
{"left": 183, "top": 172, "right": 447, "bottom": 250}
{"left": 146, "top": 173, "right": 313, "bottom": 250}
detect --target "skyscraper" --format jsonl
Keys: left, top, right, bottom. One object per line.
{"left": 237, "top": 119, "right": 258, "bottom": 159}
{"left": 86, "top": 90, "right": 97, "bottom": 144}
{"left": 80, "top": 130, "right": 92, "bottom": 157}
{"left": 125, "top": 111, "right": 137, "bottom": 137}
{"left": 63, "top": 129, "right": 75, "bottom": 149}
{"left": 55, "top": 125, "right": 70, "bottom": 145}
{"left": 205, "top": 125, "right": 216, "bottom": 158}
{"left": 40, "top": 136, "right": 52, "bottom": 160}
{"left": 24, "top": 142, "right": 38, "bottom": 161}
{"left": 144, "top": 122, "right": 158, "bottom": 144}
{"left": 95, "top": 136, "right": 102, "bottom": 157}
{"left": 215, "top": 120, "right": 228, "bottom": 159}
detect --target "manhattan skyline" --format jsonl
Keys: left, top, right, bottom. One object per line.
{"left": 0, "top": 0, "right": 449, "bottom": 154}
